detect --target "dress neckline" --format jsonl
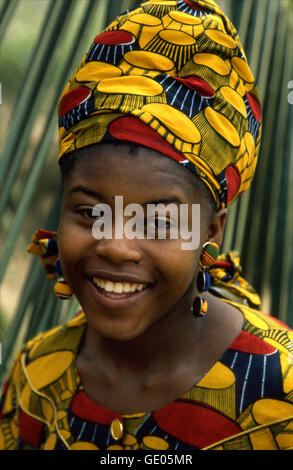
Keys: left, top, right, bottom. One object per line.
{"left": 73, "top": 299, "right": 248, "bottom": 418}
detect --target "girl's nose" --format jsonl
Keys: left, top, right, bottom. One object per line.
{"left": 94, "top": 236, "right": 142, "bottom": 265}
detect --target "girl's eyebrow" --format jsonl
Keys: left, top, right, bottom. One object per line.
{"left": 69, "top": 186, "right": 184, "bottom": 205}
{"left": 68, "top": 185, "right": 106, "bottom": 200}
{"left": 142, "top": 197, "right": 183, "bottom": 206}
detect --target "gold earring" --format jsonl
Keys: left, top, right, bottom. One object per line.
{"left": 54, "top": 258, "right": 73, "bottom": 300}
{"left": 54, "top": 278, "right": 73, "bottom": 299}
{"left": 192, "top": 241, "right": 219, "bottom": 318}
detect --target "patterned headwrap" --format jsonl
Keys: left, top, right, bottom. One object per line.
{"left": 58, "top": 0, "right": 261, "bottom": 209}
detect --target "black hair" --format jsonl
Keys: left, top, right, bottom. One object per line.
{"left": 59, "top": 141, "right": 140, "bottom": 185}
{"left": 59, "top": 142, "right": 217, "bottom": 218}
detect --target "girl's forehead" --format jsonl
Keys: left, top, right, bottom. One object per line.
{"left": 66, "top": 144, "right": 202, "bottom": 200}
{"left": 75, "top": 143, "right": 179, "bottom": 167}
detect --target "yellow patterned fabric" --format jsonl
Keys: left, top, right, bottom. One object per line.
{"left": 1, "top": 304, "right": 293, "bottom": 450}
{"left": 58, "top": 0, "right": 262, "bottom": 209}
{"left": 209, "top": 251, "right": 261, "bottom": 306}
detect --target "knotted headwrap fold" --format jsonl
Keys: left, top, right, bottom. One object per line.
{"left": 58, "top": 0, "right": 261, "bottom": 209}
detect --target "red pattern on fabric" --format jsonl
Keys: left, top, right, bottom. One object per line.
{"left": 19, "top": 411, "right": 43, "bottom": 447}
{"left": 229, "top": 330, "right": 277, "bottom": 355}
{"left": 213, "top": 260, "right": 232, "bottom": 270}
{"left": 37, "top": 228, "right": 56, "bottom": 240}
{"left": 184, "top": 0, "right": 205, "bottom": 11}
{"left": 71, "top": 391, "right": 122, "bottom": 424}
{"left": 2, "top": 381, "right": 10, "bottom": 398}
{"left": 174, "top": 76, "right": 215, "bottom": 97}
{"left": 59, "top": 87, "right": 91, "bottom": 116}
{"left": 225, "top": 165, "right": 241, "bottom": 204}
{"left": 109, "top": 117, "right": 186, "bottom": 162}
{"left": 247, "top": 93, "right": 261, "bottom": 122}
{"left": 94, "top": 31, "right": 135, "bottom": 45}
{"left": 153, "top": 400, "right": 241, "bottom": 448}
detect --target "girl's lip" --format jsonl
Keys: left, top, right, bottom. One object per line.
{"left": 86, "top": 277, "right": 153, "bottom": 310}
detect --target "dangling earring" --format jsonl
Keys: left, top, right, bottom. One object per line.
{"left": 54, "top": 258, "right": 73, "bottom": 300}
{"left": 192, "top": 241, "right": 219, "bottom": 317}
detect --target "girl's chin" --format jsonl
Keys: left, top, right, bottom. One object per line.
{"left": 85, "top": 314, "right": 152, "bottom": 342}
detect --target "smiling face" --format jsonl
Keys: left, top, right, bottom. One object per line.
{"left": 58, "top": 143, "right": 223, "bottom": 341}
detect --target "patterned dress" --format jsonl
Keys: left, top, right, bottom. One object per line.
{"left": 0, "top": 300, "right": 293, "bottom": 450}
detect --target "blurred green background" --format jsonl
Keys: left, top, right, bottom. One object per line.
{"left": 0, "top": 0, "right": 293, "bottom": 382}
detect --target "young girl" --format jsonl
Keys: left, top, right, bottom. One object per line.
{"left": 1, "top": 0, "right": 293, "bottom": 451}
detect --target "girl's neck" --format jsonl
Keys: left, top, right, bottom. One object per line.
{"left": 79, "top": 300, "right": 203, "bottom": 385}
{"left": 75, "top": 294, "right": 244, "bottom": 414}
{"left": 77, "top": 293, "right": 244, "bottom": 387}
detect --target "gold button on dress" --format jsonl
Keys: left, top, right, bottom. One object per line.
{"left": 110, "top": 418, "right": 124, "bottom": 440}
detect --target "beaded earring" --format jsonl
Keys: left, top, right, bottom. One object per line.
{"left": 192, "top": 241, "right": 219, "bottom": 317}
{"left": 54, "top": 258, "right": 73, "bottom": 300}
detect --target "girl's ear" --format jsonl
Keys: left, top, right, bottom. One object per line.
{"left": 206, "top": 208, "right": 227, "bottom": 247}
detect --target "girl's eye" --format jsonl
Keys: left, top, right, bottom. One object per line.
{"left": 78, "top": 208, "right": 104, "bottom": 221}
{"left": 146, "top": 217, "right": 172, "bottom": 232}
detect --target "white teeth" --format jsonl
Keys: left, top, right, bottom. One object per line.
{"left": 135, "top": 284, "right": 144, "bottom": 291}
{"left": 99, "top": 279, "right": 106, "bottom": 289}
{"left": 105, "top": 280, "right": 113, "bottom": 292}
{"left": 113, "top": 283, "right": 123, "bottom": 294}
{"left": 93, "top": 277, "right": 147, "bottom": 294}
